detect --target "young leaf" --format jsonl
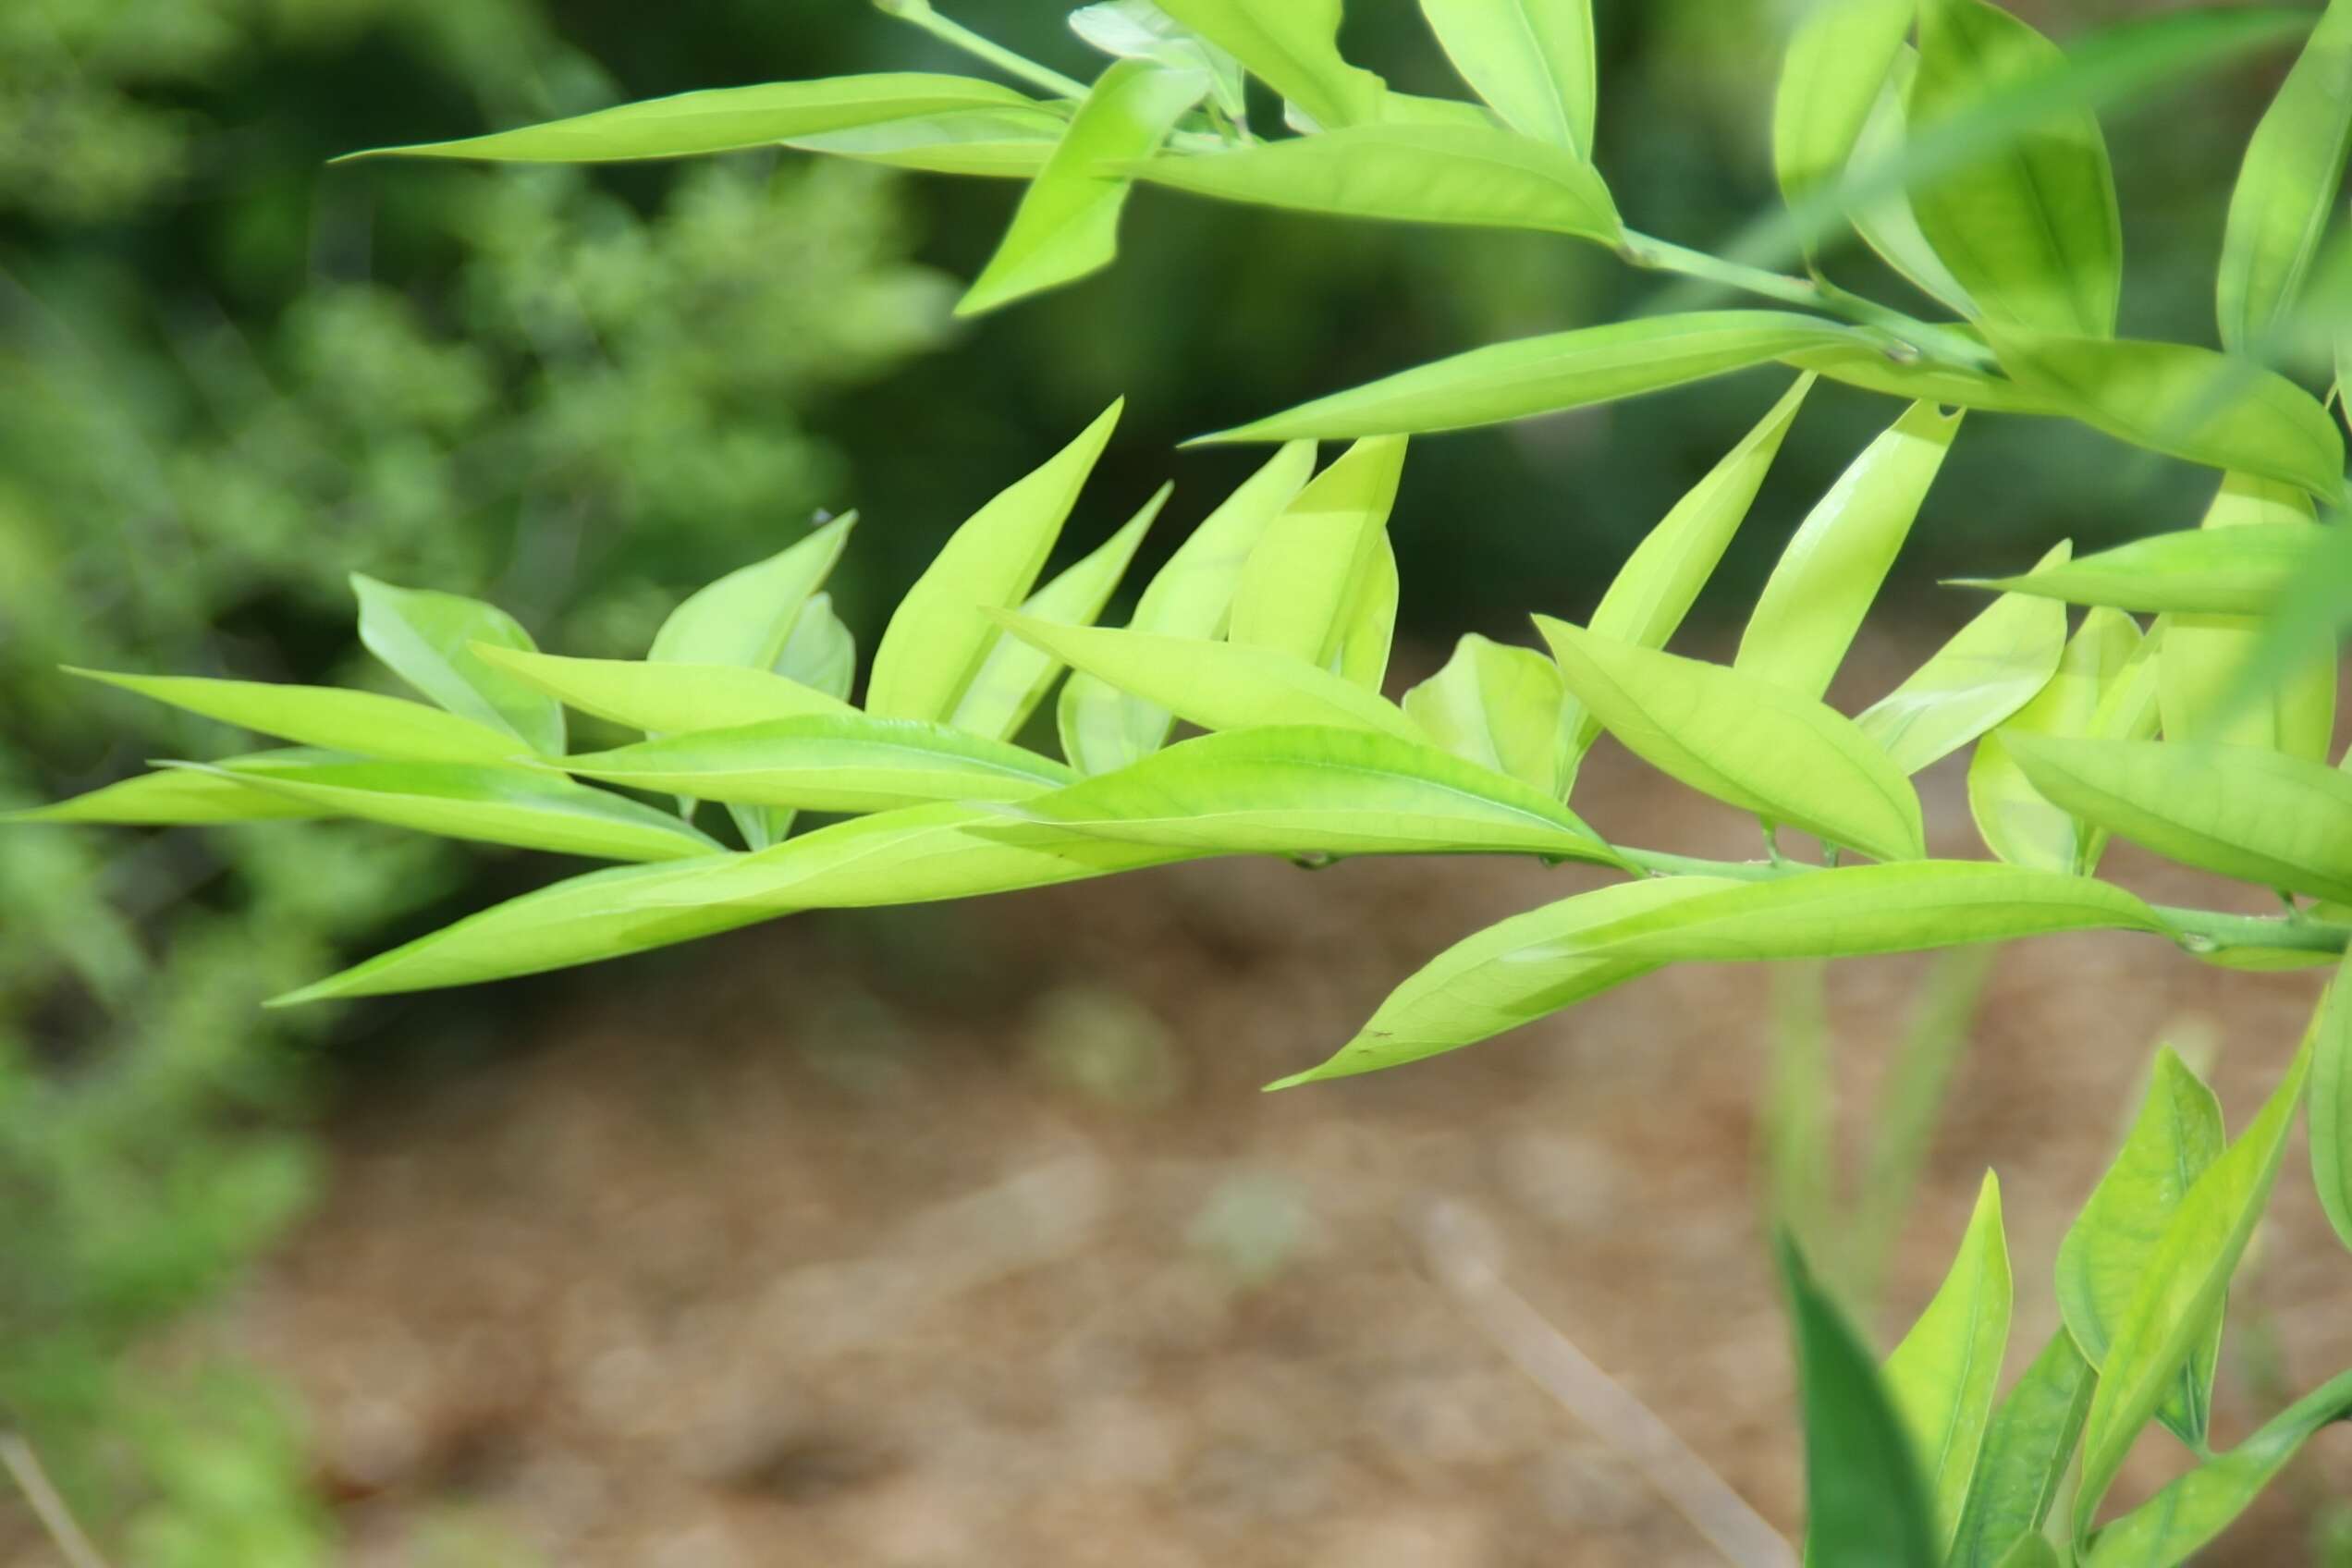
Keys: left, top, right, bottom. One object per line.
{"left": 1734, "top": 400, "right": 1963, "bottom": 701}
{"left": 1779, "top": 1236, "right": 1940, "bottom": 1568}
{"left": 352, "top": 575, "right": 564, "bottom": 755}
{"left": 1771, "top": 0, "right": 1912, "bottom": 214}
{"left": 1403, "top": 634, "right": 1569, "bottom": 795}
{"left": 1782, "top": 341, "right": 2055, "bottom": 416}
{"left": 958, "top": 63, "right": 1207, "bottom": 316}
{"left": 1967, "top": 608, "right": 2143, "bottom": 876}
{"left": 2003, "top": 735, "right": 2352, "bottom": 904}
{"left": 1856, "top": 542, "right": 2070, "bottom": 774}
{"left": 1909, "top": 0, "right": 2122, "bottom": 337}
{"left": 784, "top": 110, "right": 1063, "bottom": 178}
{"left": 1945, "top": 1330, "right": 2095, "bottom": 1568}
{"left": 1072, "top": 0, "right": 1249, "bottom": 118}
{"left": 473, "top": 648, "right": 854, "bottom": 735}
{"left": 2075, "top": 1036, "right": 2315, "bottom": 1536}
{"left": 2056, "top": 1046, "right": 2228, "bottom": 1448}
{"left": 1153, "top": 0, "right": 1386, "bottom": 130}
{"left": 1333, "top": 533, "right": 1399, "bottom": 692}
{"left": 1059, "top": 443, "right": 1316, "bottom": 774}
{"left": 647, "top": 516, "right": 853, "bottom": 670}
{"left": 1417, "top": 0, "right": 1596, "bottom": 155}
{"left": 868, "top": 401, "right": 1121, "bottom": 723}
{"left": 2216, "top": 0, "right": 2352, "bottom": 353}
{"left": 1959, "top": 521, "right": 2321, "bottom": 615}
{"left": 1882, "top": 1171, "right": 2013, "bottom": 1554}
{"left": 6, "top": 752, "right": 339, "bottom": 827}
{"left": 181, "top": 759, "right": 722, "bottom": 863}
{"left": 1230, "top": 436, "right": 1405, "bottom": 678}
{"left": 1845, "top": 47, "right": 1982, "bottom": 317}
{"left": 998, "top": 724, "right": 1622, "bottom": 864}
{"left": 1193, "top": 312, "right": 1862, "bottom": 444}
{"left": 66, "top": 669, "right": 527, "bottom": 766}
{"left": 338, "top": 76, "right": 1053, "bottom": 163}
{"left": 1131, "top": 123, "right": 1619, "bottom": 241}
{"left": 776, "top": 594, "right": 857, "bottom": 705}
{"left": 557, "top": 715, "right": 1078, "bottom": 815}
{"left": 1535, "top": 618, "right": 1928, "bottom": 864}
{"left": 2314, "top": 952, "right": 2352, "bottom": 1254}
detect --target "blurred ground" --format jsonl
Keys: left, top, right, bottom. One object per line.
{"left": 209, "top": 643, "right": 2352, "bottom": 1563}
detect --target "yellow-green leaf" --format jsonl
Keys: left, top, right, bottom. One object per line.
{"left": 1231, "top": 436, "right": 1405, "bottom": 679}
{"left": 784, "top": 109, "right": 1063, "bottom": 178}
{"left": 472, "top": 648, "right": 853, "bottom": 736}
{"left": 67, "top": 668, "right": 526, "bottom": 766}
{"left": 1846, "top": 47, "right": 1982, "bottom": 317}
{"left": 648, "top": 515, "right": 853, "bottom": 670}
{"left": 2217, "top": 0, "right": 2352, "bottom": 353}
{"left": 1154, "top": 0, "right": 1385, "bottom": 130}
{"left": 1959, "top": 521, "right": 2321, "bottom": 615}
{"left": 1946, "top": 1330, "right": 2095, "bottom": 1568}
{"left": 1967, "top": 608, "right": 2144, "bottom": 875}
{"left": 1418, "top": 0, "right": 1595, "bottom": 155}
{"left": 1857, "top": 542, "right": 2070, "bottom": 774}
{"left": 1771, "top": 0, "right": 1911, "bottom": 214}
{"left": 6, "top": 751, "right": 338, "bottom": 827}
{"left": 1403, "top": 633, "right": 1569, "bottom": 796}
{"left": 1882, "top": 1171, "right": 2012, "bottom": 1554}
{"left": 353, "top": 574, "right": 564, "bottom": 755}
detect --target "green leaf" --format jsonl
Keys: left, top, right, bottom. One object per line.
{"left": 1780, "top": 1236, "right": 1940, "bottom": 1568}
{"left": 1535, "top": 618, "right": 1927, "bottom": 864}
{"left": 998, "top": 724, "right": 1621, "bottom": 864}
{"left": 1882, "top": 1170, "right": 2012, "bottom": 1554}
{"left": 337, "top": 75, "right": 1052, "bottom": 163}
{"left": 2313, "top": 951, "right": 2352, "bottom": 1254}
{"left": 998, "top": 615, "right": 1426, "bottom": 741}
{"left": 1403, "top": 634, "right": 1569, "bottom": 796}
{"left": 2075, "top": 1037, "right": 2314, "bottom": 1537}
{"left": 1417, "top": 0, "right": 1595, "bottom": 155}
{"left": 784, "top": 109, "right": 1063, "bottom": 178}
{"left": 1909, "top": 0, "right": 2122, "bottom": 337}
{"left": 1782, "top": 341, "right": 2056, "bottom": 415}
{"left": 1130, "top": 121, "right": 1618, "bottom": 241}
{"left": 1987, "top": 328, "right": 2347, "bottom": 504}
{"left": 472, "top": 648, "right": 854, "bottom": 735}
{"left": 272, "top": 802, "right": 1199, "bottom": 1004}
{"left": 1846, "top": 47, "right": 1982, "bottom": 317}
{"left": 67, "top": 668, "right": 528, "bottom": 766}
{"left": 1959, "top": 521, "right": 2322, "bottom": 615}
{"left": 557, "top": 714, "right": 1076, "bottom": 815}
{"left": 1966, "top": 608, "right": 2145, "bottom": 876}
{"left": 1273, "top": 875, "right": 1741, "bottom": 1085}
{"left": 1771, "top": 0, "right": 1912, "bottom": 214}
{"left": 648, "top": 516, "right": 853, "bottom": 670}
{"left": 352, "top": 575, "right": 564, "bottom": 755}
{"left": 958, "top": 62, "right": 1207, "bottom": 316}
{"left": 1334, "top": 533, "right": 1399, "bottom": 691}
{"left": 1946, "top": 1330, "right": 2095, "bottom": 1568}
{"left": 6, "top": 751, "right": 339, "bottom": 826}
{"left": 778, "top": 594, "right": 858, "bottom": 705}
{"left": 2057, "top": 1046, "right": 2228, "bottom": 1448}
{"left": 1559, "top": 374, "right": 1812, "bottom": 790}
{"left": 2004, "top": 735, "right": 2352, "bottom": 903}
{"left": 2084, "top": 1367, "right": 2352, "bottom": 1566}
{"left": 1153, "top": 0, "right": 1386, "bottom": 130}
{"left": 868, "top": 401, "right": 1121, "bottom": 722}
{"left": 1060, "top": 443, "right": 1316, "bottom": 773}
{"left": 1072, "top": 0, "right": 1249, "bottom": 119}
{"left": 182, "top": 758, "right": 721, "bottom": 863}
{"left": 2217, "top": 0, "right": 2352, "bottom": 352}
{"left": 1735, "top": 400, "right": 1963, "bottom": 700}
{"left": 952, "top": 484, "right": 1166, "bottom": 742}
{"left": 1193, "top": 312, "right": 1862, "bottom": 444}
{"left": 1230, "top": 436, "right": 1405, "bottom": 679}
{"left": 1993, "top": 1537, "right": 2062, "bottom": 1568}
{"left": 1856, "top": 542, "right": 2071, "bottom": 774}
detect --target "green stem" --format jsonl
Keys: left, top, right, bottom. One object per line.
{"left": 873, "top": 0, "right": 1091, "bottom": 100}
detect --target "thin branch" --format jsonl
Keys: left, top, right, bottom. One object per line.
{"left": 1, "top": 1434, "right": 112, "bottom": 1568}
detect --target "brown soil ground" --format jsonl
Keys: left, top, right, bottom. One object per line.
{"left": 224, "top": 643, "right": 2352, "bottom": 1564}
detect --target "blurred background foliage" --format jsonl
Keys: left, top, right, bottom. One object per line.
{"left": 0, "top": 0, "right": 2320, "bottom": 1557}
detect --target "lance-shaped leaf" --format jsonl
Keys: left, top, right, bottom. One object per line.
{"left": 1946, "top": 1330, "right": 2095, "bottom": 1568}
{"left": 1857, "top": 542, "right": 2070, "bottom": 774}
{"left": 731, "top": 592, "right": 864, "bottom": 851}
{"left": 2217, "top": 0, "right": 2352, "bottom": 352}
{"left": 67, "top": 668, "right": 527, "bottom": 766}
{"left": 1782, "top": 342, "right": 2055, "bottom": 415}
{"left": 1274, "top": 875, "right": 1740, "bottom": 1086}
{"left": 1418, "top": 0, "right": 1595, "bottom": 154}
{"left": 353, "top": 575, "right": 564, "bottom": 755}
{"left": 998, "top": 615, "right": 1425, "bottom": 741}
{"left": 1771, "top": 0, "right": 1911, "bottom": 214}
{"left": 951, "top": 484, "right": 1164, "bottom": 743}
{"left": 996, "top": 725, "right": 1622, "bottom": 864}
{"left": 1781, "top": 1237, "right": 1940, "bottom": 1568}
{"left": 959, "top": 63, "right": 1206, "bottom": 316}
{"left": 1154, "top": 0, "right": 1385, "bottom": 129}
{"left": 1536, "top": 619, "right": 1927, "bottom": 864}
{"left": 2057, "top": 1046, "right": 2227, "bottom": 1448}
{"left": 1882, "top": 1171, "right": 2012, "bottom": 1554}
{"left": 2085, "top": 1366, "right": 2352, "bottom": 1567}
{"left": 1909, "top": 0, "right": 2122, "bottom": 338}
{"left": 1193, "top": 312, "right": 1862, "bottom": 444}
{"left": 1847, "top": 47, "right": 1981, "bottom": 317}
{"left": 868, "top": 401, "right": 1121, "bottom": 723}
{"left": 556, "top": 715, "right": 1077, "bottom": 815}
{"left": 473, "top": 648, "right": 853, "bottom": 735}
{"left": 272, "top": 802, "right": 1200, "bottom": 1004}
{"left": 337, "top": 75, "right": 1052, "bottom": 163}
{"left": 1072, "top": 1, "right": 1248, "bottom": 119}
{"left": 1967, "top": 608, "right": 2144, "bottom": 876}
{"left": 180, "top": 758, "right": 721, "bottom": 863}
{"left": 1558, "top": 374, "right": 1811, "bottom": 790}
{"left": 1735, "top": 400, "right": 1962, "bottom": 700}
{"left": 1960, "top": 521, "right": 2321, "bottom": 616}
{"left": 6, "top": 751, "right": 341, "bottom": 826}
{"left": 648, "top": 516, "right": 853, "bottom": 670}
{"left": 1060, "top": 443, "right": 1315, "bottom": 774}
{"left": 2314, "top": 951, "right": 2352, "bottom": 1254}
{"left": 785, "top": 110, "right": 1063, "bottom": 178}
{"left": 1334, "top": 533, "right": 1399, "bottom": 691}
{"left": 2075, "top": 1037, "right": 2313, "bottom": 1536}
{"left": 1988, "top": 329, "right": 2346, "bottom": 503}
{"left": 1132, "top": 122, "right": 1618, "bottom": 242}
{"left": 1403, "top": 634, "right": 1569, "bottom": 796}
{"left": 1230, "top": 436, "right": 1405, "bottom": 679}
{"left": 2004, "top": 735, "right": 2352, "bottom": 904}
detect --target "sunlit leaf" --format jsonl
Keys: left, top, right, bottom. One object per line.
{"left": 1771, "top": 0, "right": 1911, "bottom": 216}
{"left": 473, "top": 647, "right": 853, "bottom": 735}
{"left": 1856, "top": 542, "right": 2070, "bottom": 774}
{"left": 1154, "top": 0, "right": 1386, "bottom": 130}
{"left": 1846, "top": 47, "right": 1981, "bottom": 317}
{"left": 785, "top": 110, "right": 1063, "bottom": 178}
{"left": 353, "top": 574, "right": 564, "bottom": 755}
{"left": 648, "top": 515, "right": 853, "bottom": 670}
{"left": 1781, "top": 341, "right": 2056, "bottom": 415}
{"left": 1882, "top": 1171, "right": 2012, "bottom": 1553}
{"left": 6, "top": 751, "right": 340, "bottom": 827}
{"left": 67, "top": 668, "right": 527, "bottom": 766}
{"left": 1072, "top": 0, "right": 1248, "bottom": 118}
{"left": 1958, "top": 521, "right": 2321, "bottom": 615}
{"left": 1231, "top": 436, "right": 1405, "bottom": 680}
{"left": 1946, "top": 1330, "right": 2095, "bottom": 1568}
{"left": 1967, "top": 608, "right": 2145, "bottom": 876}
{"left": 2314, "top": 952, "right": 2352, "bottom": 1255}
{"left": 1418, "top": 0, "right": 1595, "bottom": 155}
{"left": 1403, "top": 634, "right": 1569, "bottom": 796}
{"left": 2217, "top": 0, "right": 2352, "bottom": 353}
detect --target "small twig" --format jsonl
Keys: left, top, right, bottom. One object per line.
{"left": 1, "top": 1433, "right": 112, "bottom": 1568}
{"left": 1415, "top": 1203, "right": 1798, "bottom": 1568}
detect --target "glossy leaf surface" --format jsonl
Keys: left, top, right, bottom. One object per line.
{"left": 1418, "top": 0, "right": 1596, "bottom": 153}
{"left": 1856, "top": 542, "right": 2069, "bottom": 774}
{"left": 68, "top": 669, "right": 526, "bottom": 766}
{"left": 475, "top": 648, "right": 853, "bottom": 735}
